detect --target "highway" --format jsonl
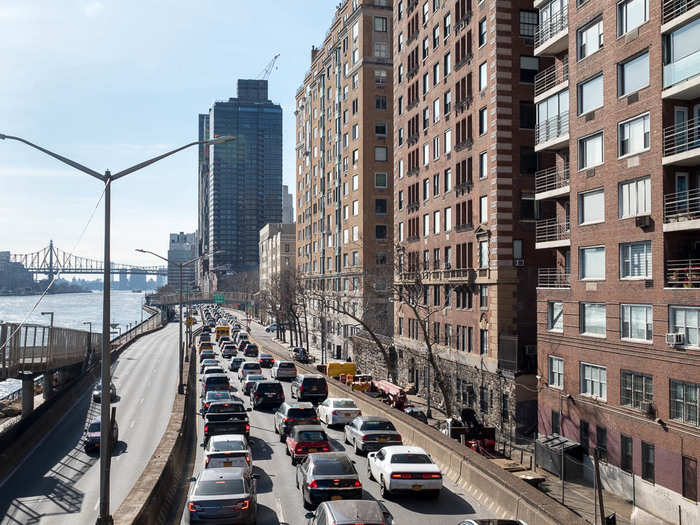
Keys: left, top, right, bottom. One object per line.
{"left": 184, "top": 311, "right": 488, "bottom": 525}
{"left": 0, "top": 323, "right": 179, "bottom": 525}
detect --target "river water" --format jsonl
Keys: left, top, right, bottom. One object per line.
{"left": 0, "top": 290, "right": 148, "bottom": 334}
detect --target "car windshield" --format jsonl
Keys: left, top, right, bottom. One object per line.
{"left": 205, "top": 368, "right": 224, "bottom": 374}
{"left": 87, "top": 422, "right": 100, "bottom": 432}
{"left": 279, "top": 363, "right": 295, "bottom": 369}
{"left": 209, "top": 456, "right": 248, "bottom": 468}
{"left": 195, "top": 479, "right": 245, "bottom": 496}
{"left": 212, "top": 440, "right": 246, "bottom": 452}
{"left": 297, "top": 430, "right": 326, "bottom": 442}
{"left": 247, "top": 375, "right": 265, "bottom": 382}
{"left": 302, "top": 378, "right": 326, "bottom": 388}
{"left": 288, "top": 408, "right": 317, "bottom": 418}
{"left": 361, "top": 420, "right": 395, "bottom": 431}
{"left": 206, "top": 377, "right": 229, "bottom": 386}
{"left": 333, "top": 400, "right": 356, "bottom": 408}
{"left": 242, "top": 364, "right": 259, "bottom": 370}
{"left": 257, "top": 383, "right": 282, "bottom": 393}
{"left": 312, "top": 458, "right": 355, "bottom": 476}
{"left": 209, "top": 403, "right": 244, "bottom": 413}
{"left": 261, "top": 354, "right": 272, "bottom": 358}
{"left": 391, "top": 453, "right": 432, "bottom": 464}
{"left": 206, "top": 392, "right": 231, "bottom": 401}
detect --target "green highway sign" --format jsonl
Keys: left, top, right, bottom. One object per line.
{"left": 213, "top": 293, "right": 225, "bottom": 304}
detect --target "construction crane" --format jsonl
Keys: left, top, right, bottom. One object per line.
{"left": 257, "top": 54, "right": 280, "bottom": 80}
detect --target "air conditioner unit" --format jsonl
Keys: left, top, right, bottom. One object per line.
{"left": 666, "top": 332, "right": 684, "bottom": 346}
{"left": 514, "top": 259, "right": 525, "bottom": 267}
{"left": 635, "top": 215, "right": 651, "bottom": 228}
{"left": 641, "top": 402, "right": 656, "bottom": 418}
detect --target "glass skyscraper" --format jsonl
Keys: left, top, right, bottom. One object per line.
{"left": 198, "top": 79, "right": 282, "bottom": 275}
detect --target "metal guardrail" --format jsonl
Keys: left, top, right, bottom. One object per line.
{"left": 109, "top": 309, "right": 165, "bottom": 349}
{"left": 663, "top": 117, "right": 700, "bottom": 157}
{"left": 537, "top": 268, "right": 571, "bottom": 288}
{"left": 535, "top": 112, "right": 569, "bottom": 146}
{"left": 664, "top": 187, "right": 700, "bottom": 223}
{"left": 666, "top": 259, "right": 700, "bottom": 287}
{"left": 536, "top": 218, "right": 570, "bottom": 244}
{"left": 535, "top": 164, "right": 570, "bottom": 195}
{"left": 534, "top": 10, "right": 568, "bottom": 49}
{"left": 663, "top": 0, "right": 700, "bottom": 23}
{"left": 534, "top": 59, "right": 568, "bottom": 97}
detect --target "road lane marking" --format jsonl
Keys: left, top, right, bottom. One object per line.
{"left": 130, "top": 420, "right": 135, "bottom": 429}
{"left": 139, "top": 397, "right": 144, "bottom": 405}
{"left": 94, "top": 500, "right": 99, "bottom": 511}
{"left": 275, "top": 496, "right": 286, "bottom": 524}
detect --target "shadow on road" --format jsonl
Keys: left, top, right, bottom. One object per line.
{"left": 250, "top": 436, "right": 273, "bottom": 461}
{"left": 390, "top": 484, "right": 475, "bottom": 515}
{"left": 252, "top": 466, "right": 274, "bottom": 494}
{"left": 256, "top": 504, "right": 285, "bottom": 525}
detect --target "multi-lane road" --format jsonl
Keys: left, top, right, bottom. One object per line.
{"left": 184, "top": 310, "right": 487, "bottom": 525}
{"left": 0, "top": 323, "right": 180, "bottom": 525}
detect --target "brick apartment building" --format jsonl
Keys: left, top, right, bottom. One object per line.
{"left": 295, "top": 0, "right": 394, "bottom": 361}
{"left": 385, "top": 0, "right": 547, "bottom": 437}
{"left": 534, "top": 0, "right": 700, "bottom": 520}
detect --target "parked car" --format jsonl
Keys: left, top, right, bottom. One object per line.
{"left": 186, "top": 468, "right": 257, "bottom": 524}
{"left": 274, "top": 402, "right": 320, "bottom": 441}
{"left": 200, "top": 390, "right": 236, "bottom": 415}
{"left": 317, "top": 398, "right": 361, "bottom": 427}
{"left": 243, "top": 344, "right": 259, "bottom": 358}
{"left": 238, "top": 362, "right": 262, "bottom": 381}
{"left": 203, "top": 434, "right": 252, "bottom": 475}
{"left": 259, "top": 353, "right": 275, "bottom": 368}
{"left": 291, "top": 374, "right": 328, "bottom": 404}
{"left": 242, "top": 374, "right": 266, "bottom": 396}
{"left": 403, "top": 406, "right": 428, "bottom": 424}
{"left": 271, "top": 361, "right": 297, "bottom": 381}
{"left": 290, "top": 347, "right": 307, "bottom": 360}
{"left": 229, "top": 357, "right": 246, "bottom": 372}
{"left": 251, "top": 380, "right": 285, "bottom": 409}
{"left": 305, "top": 500, "right": 391, "bottom": 525}
{"left": 83, "top": 417, "right": 118, "bottom": 453}
{"left": 201, "top": 374, "right": 232, "bottom": 398}
{"left": 367, "top": 445, "right": 441, "bottom": 499}
{"left": 92, "top": 381, "right": 117, "bottom": 403}
{"left": 296, "top": 453, "right": 362, "bottom": 509}
{"left": 203, "top": 400, "right": 251, "bottom": 441}
{"left": 344, "top": 416, "right": 402, "bottom": 455}
{"left": 265, "top": 324, "right": 277, "bottom": 333}
{"left": 286, "top": 425, "right": 331, "bottom": 465}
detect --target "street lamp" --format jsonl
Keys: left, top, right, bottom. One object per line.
{"left": 0, "top": 132, "right": 235, "bottom": 525}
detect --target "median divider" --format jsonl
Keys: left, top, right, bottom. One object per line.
{"left": 251, "top": 330, "right": 587, "bottom": 525}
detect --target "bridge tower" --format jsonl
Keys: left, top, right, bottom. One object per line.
{"left": 48, "top": 239, "right": 55, "bottom": 282}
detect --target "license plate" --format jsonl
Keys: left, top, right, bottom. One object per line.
{"left": 308, "top": 448, "right": 317, "bottom": 453}
{"left": 378, "top": 437, "right": 387, "bottom": 442}
{"left": 311, "top": 386, "right": 318, "bottom": 391}
{"left": 412, "top": 484, "right": 423, "bottom": 491}
{"left": 266, "top": 393, "right": 275, "bottom": 397}
{"left": 331, "top": 495, "right": 343, "bottom": 501}
{"left": 223, "top": 461, "right": 233, "bottom": 467}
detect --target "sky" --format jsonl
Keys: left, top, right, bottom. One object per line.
{"left": 1, "top": 0, "right": 336, "bottom": 269}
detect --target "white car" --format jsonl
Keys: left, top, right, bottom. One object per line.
{"left": 317, "top": 398, "right": 361, "bottom": 426}
{"left": 203, "top": 434, "right": 252, "bottom": 474}
{"left": 271, "top": 361, "right": 297, "bottom": 380}
{"left": 367, "top": 445, "right": 442, "bottom": 499}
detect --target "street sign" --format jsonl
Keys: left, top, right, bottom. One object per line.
{"left": 186, "top": 317, "right": 195, "bottom": 326}
{"left": 213, "top": 293, "right": 225, "bottom": 304}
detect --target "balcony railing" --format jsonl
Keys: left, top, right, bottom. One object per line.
{"left": 534, "top": 59, "right": 569, "bottom": 98}
{"left": 535, "top": 164, "right": 570, "bottom": 195}
{"left": 536, "top": 218, "right": 570, "bottom": 244}
{"left": 663, "top": 49, "right": 700, "bottom": 90}
{"left": 534, "top": 10, "right": 568, "bottom": 49}
{"left": 538, "top": 268, "right": 571, "bottom": 288}
{"left": 663, "top": 0, "right": 700, "bottom": 24}
{"left": 663, "top": 117, "right": 700, "bottom": 157}
{"left": 664, "top": 187, "right": 700, "bottom": 223}
{"left": 666, "top": 259, "right": 700, "bottom": 287}
{"left": 535, "top": 112, "right": 569, "bottom": 146}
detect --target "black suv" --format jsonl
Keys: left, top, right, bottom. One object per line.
{"left": 251, "top": 380, "right": 285, "bottom": 409}
{"left": 291, "top": 374, "right": 328, "bottom": 403}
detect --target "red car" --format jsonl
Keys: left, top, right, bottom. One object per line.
{"left": 286, "top": 425, "right": 330, "bottom": 465}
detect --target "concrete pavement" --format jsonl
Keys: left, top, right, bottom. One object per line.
{"left": 0, "top": 323, "right": 179, "bottom": 524}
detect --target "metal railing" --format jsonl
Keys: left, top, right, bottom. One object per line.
{"left": 534, "top": 10, "right": 568, "bottom": 49}
{"left": 664, "top": 187, "right": 700, "bottom": 223}
{"left": 537, "top": 268, "right": 571, "bottom": 288}
{"left": 663, "top": 0, "right": 700, "bottom": 23}
{"left": 663, "top": 117, "right": 700, "bottom": 157}
{"left": 534, "top": 59, "right": 569, "bottom": 97}
{"left": 666, "top": 259, "right": 700, "bottom": 287}
{"left": 536, "top": 218, "right": 570, "bottom": 244}
{"left": 535, "top": 112, "right": 569, "bottom": 145}
{"left": 663, "top": 49, "right": 700, "bottom": 89}
{"left": 535, "top": 164, "right": 570, "bottom": 195}
{"left": 109, "top": 309, "right": 165, "bottom": 349}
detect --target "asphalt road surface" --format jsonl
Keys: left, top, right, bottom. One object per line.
{"left": 0, "top": 322, "right": 180, "bottom": 525}
{"left": 183, "top": 311, "right": 488, "bottom": 525}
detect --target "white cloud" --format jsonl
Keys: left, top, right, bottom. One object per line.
{"left": 83, "top": 1, "right": 103, "bottom": 17}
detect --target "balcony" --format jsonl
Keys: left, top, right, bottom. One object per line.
{"left": 454, "top": 138, "right": 473, "bottom": 152}
{"left": 534, "top": 11, "right": 569, "bottom": 56}
{"left": 662, "top": 0, "right": 700, "bottom": 33}
{"left": 663, "top": 49, "right": 700, "bottom": 99}
{"left": 407, "top": 167, "right": 419, "bottom": 177}
{"left": 537, "top": 268, "right": 571, "bottom": 288}
{"left": 455, "top": 222, "right": 474, "bottom": 232}
{"left": 535, "top": 112, "right": 570, "bottom": 151}
{"left": 662, "top": 117, "right": 700, "bottom": 165}
{"left": 534, "top": 60, "right": 569, "bottom": 102}
{"left": 535, "top": 218, "right": 570, "bottom": 249}
{"left": 666, "top": 258, "right": 700, "bottom": 288}
{"left": 407, "top": 201, "right": 420, "bottom": 213}
{"left": 535, "top": 164, "right": 570, "bottom": 200}
{"left": 664, "top": 187, "right": 700, "bottom": 231}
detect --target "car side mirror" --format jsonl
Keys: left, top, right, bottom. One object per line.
{"left": 367, "top": 452, "right": 376, "bottom": 458}
{"left": 189, "top": 476, "right": 197, "bottom": 482}
{"left": 246, "top": 407, "right": 252, "bottom": 412}
{"left": 304, "top": 512, "right": 315, "bottom": 519}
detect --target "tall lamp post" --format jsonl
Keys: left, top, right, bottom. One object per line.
{"left": 0, "top": 132, "right": 235, "bottom": 525}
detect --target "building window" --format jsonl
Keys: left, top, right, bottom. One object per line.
{"left": 479, "top": 240, "right": 489, "bottom": 268}
{"left": 520, "top": 193, "right": 537, "bottom": 220}
{"left": 671, "top": 380, "right": 700, "bottom": 425}
{"left": 552, "top": 410, "right": 561, "bottom": 435}
{"left": 520, "top": 55, "right": 539, "bottom": 83}
{"left": 670, "top": 307, "right": 699, "bottom": 348}
{"left": 398, "top": 222, "right": 404, "bottom": 241}
{"left": 375, "top": 198, "right": 387, "bottom": 215}
{"left": 352, "top": 174, "right": 359, "bottom": 191}
{"left": 376, "top": 95, "right": 387, "bottom": 110}
{"left": 479, "top": 107, "right": 487, "bottom": 135}
{"left": 618, "top": 176, "right": 650, "bottom": 218}
{"left": 617, "top": 0, "right": 648, "bottom": 36}
{"left": 479, "top": 151, "right": 488, "bottom": 179}
{"left": 444, "top": 168, "right": 452, "bottom": 192}
{"left": 375, "top": 69, "right": 388, "bottom": 88}
{"left": 478, "top": 18, "right": 487, "bottom": 46}
{"left": 548, "top": 356, "right": 564, "bottom": 388}
{"left": 479, "top": 284, "right": 488, "bottom": 308}
{"left": 520, "top": 146, "right": 538, "bottom": 175}
{"left": 375, "top": 147, "right": 388, "bottom": 162}
{"left": 520, "top": 10, "right": 538, "bottom": 37}
{"left": 423, "top": 214, "right": 430, "bottom": 237}
{"left": 618, "top": 113, "right": 650, "bottom": 157}
{"left": 580, "top": 420, "right": 590, "bottom": 455}
{"left": 578, "top": 132, "right": 604, "bottom": 170}
{"left": 352, "top": 225, "right": 359, "bottom": 241}
{"left": 375, "top": 225, "right": 387, "bottom": 240}
{"left": 479, "top": 195, "right": 488, "bottom": 223}
{"left": 580, "top": 302, "right": 606, "bottom": 336}
{"left": 621, "top": 435, "right": 633, "bottom": 472}
{"left": 579, "top": 246, "right": 605, "bottom": 280}
{"left": 621, "top": 370, "right": 653, "bottom": 408}
{"left": 480, "top": 329, "right": 488, "bottom": 355}
{"left": 444, "top": 207, "right": 451, "bottom": 231}
{"left": 580, "top": 362, "right": 607, "bottom": 399}
{"left": 578, "top": 188, "right": 604, "bottom": 225}
{"left": 596, "top": 426, "right": 608, "bottom": 461}
{"left": 577, "top": 17, "right": 603, "bottom": 60}
{"left": 577, "top": 74, "right": 604, "bottom": 115}
{"left": 433, "top": 136, "right": 440, "bottom": 159}
{"left": 374, "top": 42, "right": 389, "bottom": 58}
{"left": 618, "top": 51, "right": 649, "bottom": 96}
{"left": 375, "top": 172, "right": 388, "bottom": 188}
{"left": 621, "top": 304, "right": 652, "bottom": 341}
{"left": 478, "top": 62, "right": 488, "bottom": 91}
{"left": 444, "top": 13, "right": 451, "bottom": 37}
{"left": 548, "top": 301, "right": 564, "bottom": 332}
{"left": 479, "top": 385, "right": 489, "bottom": 413}
{"left": 433, "top": 210, "right": 441, "bottom": 234}
{"left": 520, "top": 101, "right": 536, "bottom": 129}
{"left": 683, "top": 457, "right": 698, "bottom": 501}
{"left": 619, "top": 240, "right": 651, "bottom": 279}
{"left": 433, "top": 24, "right": 440, "bottom": 48}
{"left": 374, "top": 16, "right": 388, "bottom": 32}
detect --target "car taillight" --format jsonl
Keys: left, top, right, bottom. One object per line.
{"left": 332, "top": 411, "right": 338, "bottom": 415}
{"left": 362, "top": 435, "right": 371, "bottom": 441}
{"left": 246, "top": 455, "right": 251, "bottom": 464}
{"left": 422, "top": 473, "right": 442, "bottom": 479}
{"left": 281, "top": 394, "right": 285, "bottom": 400}
{"left": 285, "top": 417, "right": 295, "bottom": 422}
{"left": 324, "top": 384, "right": 328, "bottom": 392}
{"left": 391, "top": 473, "right": 413, "bottom": 479}
{"left": 295, "top": 445, "right": 304, "bottom": 453}
{"left": 204, "top": 425, "right": 209, "bottom": 433}
{"left": 321, "top": 446, "right": 330, "bottom": 452}
{"left": 245, "top": 423, "right": 250, "bottom": 432}
{"left": 308, "top": 480, "right": 318, "bottom": 488}
{"left": 353, "top": 479, "right": 362, "bottom": 487}
{"left": 204, "top": 403, "right": 210, "bottom": 409}
{"left": 299, "top": 385, "right": 303, "bottom": 392}
{"left": 205, "top": 456, "right": 210, "bottom": 466}
{"left": 188, "top": 502, "right": 200, "bottom": 512}
{"left": 396, "top": 434, "right": 402, "bottom": 442}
